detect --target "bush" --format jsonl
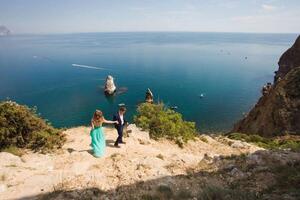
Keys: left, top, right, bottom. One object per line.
{"left": 0, "top": 101, "right": 66, "bottom": 153}
{"left": 134, "top": 103, "right": 197, "bottom": 143}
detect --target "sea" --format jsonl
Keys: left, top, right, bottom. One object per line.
{"left": 0, "top": 32, "right": 298, "bottom": 132}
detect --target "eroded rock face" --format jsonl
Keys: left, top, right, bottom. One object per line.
{"left": 233, "top": 35, "right": 300, "bottom": 136}
{"left": 275, "top": 36, "right": 300, "bottom": 83}
{"left": 104, "top": 75, "right": 116, "bottom": 95}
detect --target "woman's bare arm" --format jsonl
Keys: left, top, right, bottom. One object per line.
{"left": 91, "top": 120, "right": 95, "bottom": 129}
{"left": 103, "top": 118, "right": 118, "bottom": 124}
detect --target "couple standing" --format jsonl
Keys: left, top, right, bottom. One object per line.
{"left": 90, "top": 106, "right": 127, "bottom": 157}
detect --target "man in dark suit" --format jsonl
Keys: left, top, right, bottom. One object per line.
{"left": 113, "top": 106, "right": 127, "bottom": 147}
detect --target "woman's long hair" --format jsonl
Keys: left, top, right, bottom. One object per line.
{"left": 93, "top": 109, "right": 103, "bottom": 123}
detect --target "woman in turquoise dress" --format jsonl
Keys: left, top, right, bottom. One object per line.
{"left": 90, "top": 110, "right": 118, "bottom": 157}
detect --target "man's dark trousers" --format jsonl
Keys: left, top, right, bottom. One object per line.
{"left": 113, "top": 113, "right": 126, "bottom": 146}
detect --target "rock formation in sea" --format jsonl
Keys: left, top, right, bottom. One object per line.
{"left": 145, "top": 88, "right": 154, "bottom": 103}
{"left": 104, "top": 75, "right": 116, "bottom": 95}
{"left": 0, "top": 25, "right": 11, "bottom": 36}
{"left": 233, "top": 35, "right": 300, "bottom": 136}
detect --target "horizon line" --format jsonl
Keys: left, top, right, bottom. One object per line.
{"left": 9, "top": 30, "right": 300, "bottom": 36}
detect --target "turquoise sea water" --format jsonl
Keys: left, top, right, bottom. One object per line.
{"left": 0, "top": 32, "right": 298, "bottom": 132}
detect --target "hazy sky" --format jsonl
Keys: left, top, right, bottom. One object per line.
{"left": 0, "top": 0, "right": 299, "bottom": 34}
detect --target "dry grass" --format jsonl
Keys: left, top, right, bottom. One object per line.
{"left": 199, "top": 135, "right": 209, "bottom": 143}
{"left": 156, "top": 154, "right": 164, "bottom": 160}
{"left": 110, "top": 153, "right": 123, "bottom": 162}
{"left": 2, "top": 146, "right": 23, "bottom": 157}
{"left": 5, "top": 164, "right": 17, "bottom": 168}
{"left": 0, "top": 174, "right": 6, "bottom": 182}
{"left": 136, "top": 163, "right": 151, "bottom": 170}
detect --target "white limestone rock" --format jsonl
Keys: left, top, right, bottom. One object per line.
{"left": 104, "top": 75, "right": 116, "bottom": 95}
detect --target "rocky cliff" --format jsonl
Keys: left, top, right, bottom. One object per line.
{"left": 233, "top": 35, "right": 300, "bottom": 136}
{"left": 275, "top": 36, "right": 300, "bottom": 82}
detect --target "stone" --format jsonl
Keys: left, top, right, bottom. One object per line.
{"left": 230, "top": 141, "right": 247, "bottom": 149}
{"left": 223, "top": 163, "right": 236, "bottom": 171}
{"left": 104, "top": 75, "right": 116, "bottom": 95}
{"left": 145, "top": 88, "right": 154, "bottom": 103}
{"left": 0, "top": 184, "right": 7, "bottom": 193}
{"left": 230, "top": 167, "right": 245, "bottom": 178}
{"left": 127, "top": 124, "right": 150, "bottom": 144}
{"left": 246, "top": 153, "right": 264, "bottom": 166}
{"left": 0, "top": 152, "right": 22, "bottom": 166}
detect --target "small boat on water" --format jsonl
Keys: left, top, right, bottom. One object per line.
{"left": 170, "top": 106, "right": 178, "bottom": 110}
{"left": 199, "top": 93, "right": 205, "bottom": 98}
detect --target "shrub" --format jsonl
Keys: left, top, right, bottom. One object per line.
{"left": 0, "top": 101, "right": 66, "bottom": 153}
{"left": 134, "top": 103, "right": 197, "bottom": 143}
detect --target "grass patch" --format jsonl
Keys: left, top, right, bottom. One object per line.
{"left": 0, "top": 101, "right": 66, "bottom": 153}
{"left": 134, "top": 103, "right": 197, "bottom": 145}
{"left": 228, "top": 133, "right": 300, "bottom": 152}
{"left": 199, "top": 135, "right": 208, "bottom": 143}
{"left": 110, "top": 153, "right": 122, "bottom": 161}
{"left": 2, "top": 146, "right": 23, "bottom": 156}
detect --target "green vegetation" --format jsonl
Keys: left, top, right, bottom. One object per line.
{"left": 0, "top": 101, "right": 66, "bottom": 154}
{"left": 228, "top": 133, "right": 300, "bottom": 152}
{"left": 134, "top": 103, "right": 197, "bottom": 144}
{"left": 2, "top": 145, "right": 23, "bottom": 156}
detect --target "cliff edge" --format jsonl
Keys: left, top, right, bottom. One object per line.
{"left": 0, "top": 125, "right": 264, "bottom": 199}
{"left": 233, "top": 35, "right": 300, "bottom": 136}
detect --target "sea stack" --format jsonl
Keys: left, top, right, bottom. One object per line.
{"left": 145, "top": 88, "right": 154, "bottom": 103}
{"left": 104, "top": 75, "right": 116, "bottom": 95}
{"left": 233, "top": 35, "right": 300, "bottom": 137}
